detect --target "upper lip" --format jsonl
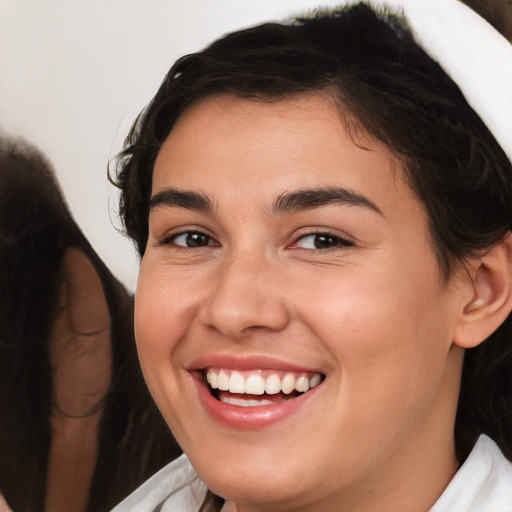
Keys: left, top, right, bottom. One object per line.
{"left": 186, "top": 353, "right": 324, "bottom": 374}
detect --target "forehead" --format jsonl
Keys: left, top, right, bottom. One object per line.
{"left": 152, "top": 94, "right": 418, "bottom": 220}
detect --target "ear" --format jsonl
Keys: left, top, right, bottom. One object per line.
{"left": 454, "top": 233, "right": 512, "bottom": 349}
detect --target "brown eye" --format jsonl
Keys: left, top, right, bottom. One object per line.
{"left": 170, "top": 231, "right": 214, "bottom": 248}
{"left": 295, "top": 233, "right": 353, "bottom": 250}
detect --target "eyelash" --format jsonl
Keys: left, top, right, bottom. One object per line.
{"left": 160, "top": 229, "right": 354, "bottom": 251}
{"left": 160, "top": 230, "right": 218, "bottom": 249}
{"left": 292, "top": 232, "right": 354, "bottom": 251}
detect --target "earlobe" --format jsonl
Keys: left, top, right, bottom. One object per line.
{"left": 454, "top": 233, "right": 512, "bottom": 349}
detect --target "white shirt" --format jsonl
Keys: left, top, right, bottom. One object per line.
{"left": 111, "top": 435, "right": 512, "bottom": 511}
{"left": 431, "top": 435, "right": 512, "bottom": 512}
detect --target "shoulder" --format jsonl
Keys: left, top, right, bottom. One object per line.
{"left": 110, "top": 454, "right": 207, "bottom": 512}
{"left": 432, "top": 435, "right": 512, "bottom": 512}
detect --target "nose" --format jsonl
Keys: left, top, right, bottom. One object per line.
{"left": 200, "top": 253, "right": 290, "bottom": 339}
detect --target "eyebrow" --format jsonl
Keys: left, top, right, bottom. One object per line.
{"left": 149, "top": 188, "right": 215, "bottom": 213}
{"left": 149, "top": 186, "right": 383, "bottom": 217}
{"left": 272, "top": 187, "right": 383, "bottom": 216}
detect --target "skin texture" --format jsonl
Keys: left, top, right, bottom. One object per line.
{"left": 46, "top": 248, "right": 111, "bottom": 512}
{"left": 135, "top": 94, "right": 499, "bottom": 512}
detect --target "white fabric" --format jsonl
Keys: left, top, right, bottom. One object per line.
{"left": 431, "top": 435, "right": 512, "bottom": 512}
{"left": 111, "top": 435, "right": 512, "bottom": 511}
{"left": 359, "top": 0, "right": 512, "bottom": 164}
{"left": 110, "top": 454, "right": 207, "bottom": 512}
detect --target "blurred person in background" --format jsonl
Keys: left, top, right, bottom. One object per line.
{"left": 0, "top": 136, "right": 182, "bottom": 512}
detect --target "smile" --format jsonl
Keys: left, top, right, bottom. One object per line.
{"left": 204, "top": 368, "right": 323, "bottom": 407}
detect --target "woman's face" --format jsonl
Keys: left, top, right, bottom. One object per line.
{"left": 136, "top": 95, "right": 468, "bottom": 510}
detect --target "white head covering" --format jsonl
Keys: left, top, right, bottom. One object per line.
{"left": 360, "top": 0, "right": 512, "bottom": 163}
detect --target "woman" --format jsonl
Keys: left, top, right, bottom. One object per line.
{"left": 111, "top": 0, "right": 512, "bottom": 510}
{"left": 0, "top": 137, "right": 181, "bottom": 512}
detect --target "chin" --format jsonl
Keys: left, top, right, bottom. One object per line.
{"left": 191, "top": 445, "right": 323, "bottom": 507}
{"left": 207, "top": 473, "right": 302, "bottom": 508}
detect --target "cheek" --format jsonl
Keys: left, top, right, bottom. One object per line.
{"left": 281, "top": 264, "right": 460, "bottom": 484}
{"left": 133, "top": 264, "right": 197, "bottom": 403}
{"left": 135, "top": 262, "right": 204, "bottom": 352}
{"left": 294, "top": 260, "right": 456, "bottom": 413}
{"left": 134, "top": 264, "right": 208, "bottom": 440}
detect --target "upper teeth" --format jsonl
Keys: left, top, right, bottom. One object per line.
{"left": 206, "top": 368, "right": 322, "bottom": 395}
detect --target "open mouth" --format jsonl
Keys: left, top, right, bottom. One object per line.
{"left": 203, "top": 368, "right": 325, "bottom": 407}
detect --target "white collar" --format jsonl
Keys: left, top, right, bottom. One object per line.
{"left": 431, "top": 434, "right": 512, "bottom": 511}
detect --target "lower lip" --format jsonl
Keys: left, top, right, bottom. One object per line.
{"left": 192, "top": 372, "right": 321, "bottom": 430}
